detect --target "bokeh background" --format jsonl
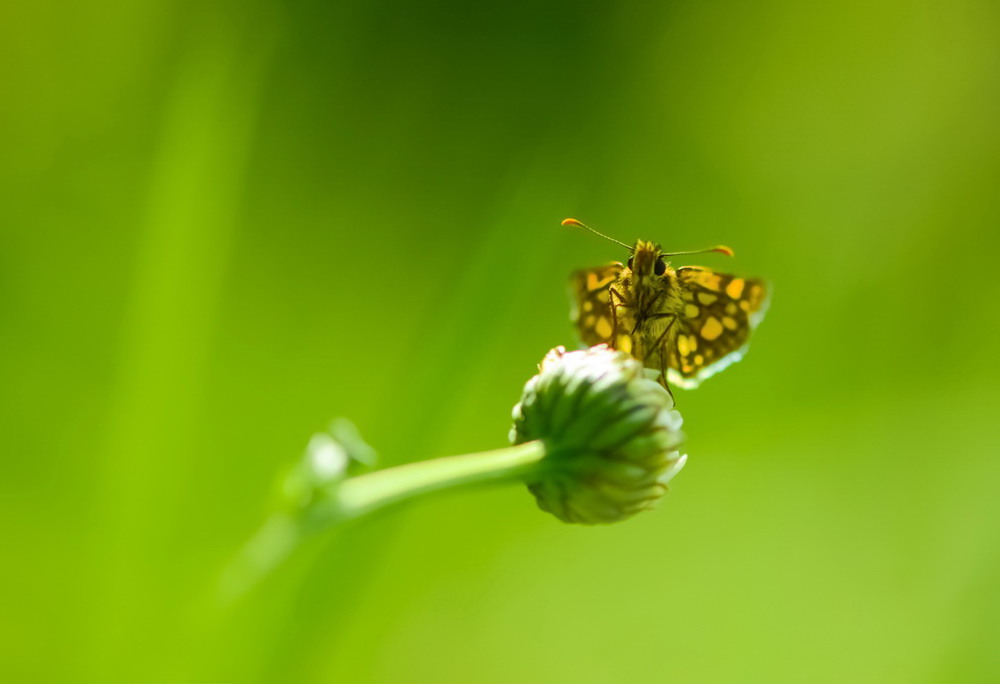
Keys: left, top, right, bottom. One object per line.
{"left": 3, "top": 1, "right": 999, "bottom": 681}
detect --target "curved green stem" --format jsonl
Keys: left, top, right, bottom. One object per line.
{"left": 310, "top": 439, "right": 546, "bottom": 525}
{"left": 221, "top": 440, "right": 546, "bottom": 601}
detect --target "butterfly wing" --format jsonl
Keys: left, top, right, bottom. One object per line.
{"left": 569, "top": 263, "right": 624, "bottom": 347}
{"left": 667, "top": 267, "right": 769, "bottom": 389}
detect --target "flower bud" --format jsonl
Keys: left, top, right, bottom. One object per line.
{"left": 510, "top": 345, "right": 686, "bottom": 524}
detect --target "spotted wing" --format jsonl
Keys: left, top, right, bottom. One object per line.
{"left": 569, "top": 263, "right": 623, "bottom": 347}
{"left": 667, "top": 267, "right": 769, "bottom": 388}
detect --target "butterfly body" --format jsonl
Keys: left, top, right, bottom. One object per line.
{"left": 608, "top": 240, "right": 685, "bottom": 367}
{"left": 571, "top": 237, "right": 768, "bottom": 390}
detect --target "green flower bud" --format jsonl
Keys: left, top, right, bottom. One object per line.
{"left": 510, "top": 345, "right": 686, "bottom": 524}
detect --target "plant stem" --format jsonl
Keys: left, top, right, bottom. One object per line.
{"left": 311, "top": 439, "right": 546, "bottom": 525}
{"left": 219, "top": 440, "right": 547, "bottom": 601}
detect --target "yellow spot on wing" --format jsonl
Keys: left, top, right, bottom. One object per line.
{"left": 618, "top": 336, "right": 632, "bottom": 354}
{"left": 586, "top": 273, "right": 616, "bottom": 290}
{"left": 684, "top": 303, "right": 700, "bottom": 318}
{"left": 726, "top": 278, "right": 745, "bottom": 299}
{"left": 583, "top": 300, "right": 594, "bottom": 312}
{"left": 697, "top": 292, "right": 718, "bottom": 305}
{"left": 726, "top": 302, "right": 737, "bottom": 315}
{"left": 687, "top": 334, "right": 698, "bottom": 351}
{"left": 595, "top": 317, "right": 613, "bottom": 339}
{"left": 722, "top": 316, "right": 738, "bottom": 330}
{"left": 701, "top": 317, "right": 723, "bottom": 341}
{"left": 694, "top": 354, "right": 704, "bottom": 365}
{"left": 694, "top": 272, "right": 722, "bottom": 291}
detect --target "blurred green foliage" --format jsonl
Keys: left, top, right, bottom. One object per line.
{"left": 2, "top": 0, "right": 999, "bottom": 681}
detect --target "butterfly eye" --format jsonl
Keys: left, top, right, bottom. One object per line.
{"left": 626, "top": 256, "right": 634, "bottom": 269}
{"left": 654, "top": 259, "right": 667, "bottom": 276}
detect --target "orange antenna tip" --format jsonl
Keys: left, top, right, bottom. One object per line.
{"left": 661, "top": 243, "right": 737, "bottom": 258}
{"left": 562, "top": 218, "right": 633, "bottom": 251}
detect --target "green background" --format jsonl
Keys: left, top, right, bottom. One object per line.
{"left": 3, "top": 1, "right": 999, "bottom": 681}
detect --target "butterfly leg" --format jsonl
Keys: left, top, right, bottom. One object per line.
{"left": 648, "top": 314, "right": 677, "bottom": 399}
{"left": 631, "top": 290, "right": 663, "bottom": 335}
{"left": 608, "top": 287, "right": 625, "bottom": 348}
{"left": 660, "top": 368, "right": 675, "bottom": 403}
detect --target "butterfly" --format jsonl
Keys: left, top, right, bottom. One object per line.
{"left": 566, "top": 218, "right": 769, "bottom": 390}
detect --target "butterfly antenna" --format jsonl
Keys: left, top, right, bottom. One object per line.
{"left": 661, "top": 245, "right": 735, "bottom": 258}
{"left": 562, "top": 218, "right": 633, "bottom": 252}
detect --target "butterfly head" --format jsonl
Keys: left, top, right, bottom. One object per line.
{"left": 627, "top": 240, "right": 669, "bottom": 279}
{"left": 624, "top": 241, "right": 676, "bottom": 305}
